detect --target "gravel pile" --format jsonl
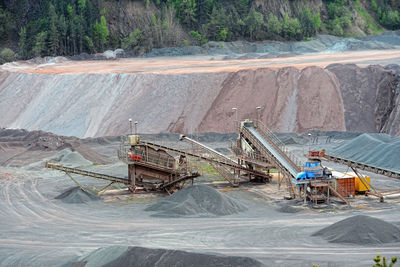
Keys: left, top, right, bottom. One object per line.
{"left": 312, "top": 215, "right": 400, "bottom": 245}
{"left": 276, "top": 205, "right": 301, "bottom": 213}
{"left": 68, "top": 246, "right": 264, "bottom": 267}
{"left": 329, "top": 133, "right": 400, "bottom": 172}
{"left": 145, "top": 185, "right": 247, "bottom": 217}
{"left": 55, "top": 186, "right": 100, "bottom": 204}
{"left": 58, "top": 149, "right": 93, "bottom": 167}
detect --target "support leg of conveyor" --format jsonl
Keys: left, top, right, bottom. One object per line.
{"left": 97, "top": 182, "right": 115, "bottom": 195}
{"left": 65, "top": 172, "right": 90, "bottom": 194}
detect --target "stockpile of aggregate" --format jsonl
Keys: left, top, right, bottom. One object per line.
{"left": 55, "top": 186, "right": 100, "bottom": 204}
{"left": 68, "top": 246, "right": 264, "bottom": 267}
{"left": 58, "top": 149, "right": 93, "bottom": 166}
{"left": 145, "top": 185, "right": 247, "bottom": 217}
{"left": 312, "top": 215, "right": 400, "bottom": 245}
{"left": 276, "top": 204, "right": 302, "bottom": 213}
{"left": 329, "top": 133, "right": 400, "bottom": 172}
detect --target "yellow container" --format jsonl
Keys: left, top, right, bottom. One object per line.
{"left": 354, "top": 175, "right": 371, "bottom": 192}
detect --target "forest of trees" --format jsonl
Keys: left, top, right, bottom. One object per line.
{"left": 0, "top": 0, "right": 400, "bottom": 63}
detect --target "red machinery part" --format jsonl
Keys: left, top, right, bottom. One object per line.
{"left": 127, "top": 152, "right": 142, "bottom": 162}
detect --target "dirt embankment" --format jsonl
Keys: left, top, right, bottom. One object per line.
{"left": 197, "top": 66, "right": 345, "bottom": 133}
{"left": 0, "top": 53, "right": 399, "bottom": 137}
{"left": 0, "top": 129, "right": 110, "bottom": 166}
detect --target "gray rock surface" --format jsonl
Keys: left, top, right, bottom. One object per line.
{"left": 327, "top": 64, "right": 399, "bottom": 134}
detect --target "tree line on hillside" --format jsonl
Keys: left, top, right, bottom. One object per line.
{"left": 0, "top": 0, "right": 400, "bottom": 63}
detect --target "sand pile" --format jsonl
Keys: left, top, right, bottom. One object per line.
{"left": 69, "top": 246, "right": 264, "bottom": 267}
{"left": 55, "top": 186, "right": 100, "bottom": 204}
{"left": 145, "top": 185, "right": 247, "bottom": 217}
{"left": 330, "top": 133, "right": 400, "bottom": 172}
{"left": 312, "top": 215, "right": 400, "bottom": 245}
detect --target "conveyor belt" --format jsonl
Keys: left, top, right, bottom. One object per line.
{"left": 241, "top": 125, "right": 300, "bottom": 198}
{"left": 324, "top": 154, "right": 400, "bottom": 179}
{"left": 242, "top": 126, "right": 300, "bottom": 178}
{"left": 180, "top": 135, "right": 237, "bottom": 164}
{"left": 46, "top": 162, "right": 200, "bottom": 191}
{"left": 45, "top": 162, "right": 129, "bottom": 184}
{"left": 160, "top": 173, "right": 199, "bottom": 189}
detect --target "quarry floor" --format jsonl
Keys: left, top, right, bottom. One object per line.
{"left": 4, "top": 49, "right": 400, "bottom": 74}
{"left": 0, "top": 136, "right": 399, "bottom": 267}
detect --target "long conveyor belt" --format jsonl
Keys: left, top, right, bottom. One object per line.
{"left": 324, "top": 154, "right": 400, "bottom": 179}
{"left": 46, "top": 162, "right": 200, "bottom": 191}
{"left": 45, "top": 162, "right": 129, "bottom": 184}
{"left": 240, "top": 125, "right": 301, "bottom": 197}
{"left": 244, "top": 126, "right": 300, "bottom": 178}
{"left": 180, "top": 135, "right": 237, "bottom": 164}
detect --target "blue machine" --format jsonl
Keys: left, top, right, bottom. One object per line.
{"left": 296, "top": 161, "right": 324, "bottom": 181}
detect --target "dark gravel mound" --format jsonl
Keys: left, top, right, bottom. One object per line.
{"left": 55, "top": 186, "right": 100, "bottom": 204}
{"left": 145, "top": 185, "right": 247, "bottom": 217}
{"left": 312, "top": 215, "right": 400, "bottom": 245}
{"left": 69, "top": 246, "right": 264, "bottom": 267}
{"left": 329, "top": 133, "right": 400, "bottom": 172}
{"left": 276, "top": 205, "right": 301, "bottom": 213}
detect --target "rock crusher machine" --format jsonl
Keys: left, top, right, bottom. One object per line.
{"left": 117, "top": 134, "right": 200, "bottom": 194}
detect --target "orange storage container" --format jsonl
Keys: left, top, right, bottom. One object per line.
{"left": 337, "top": 177, "right": 355, "bottom": 197}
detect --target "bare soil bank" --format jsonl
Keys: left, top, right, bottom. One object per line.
{"left": 1, "top": 61, "right": 399, "bottom": 137}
